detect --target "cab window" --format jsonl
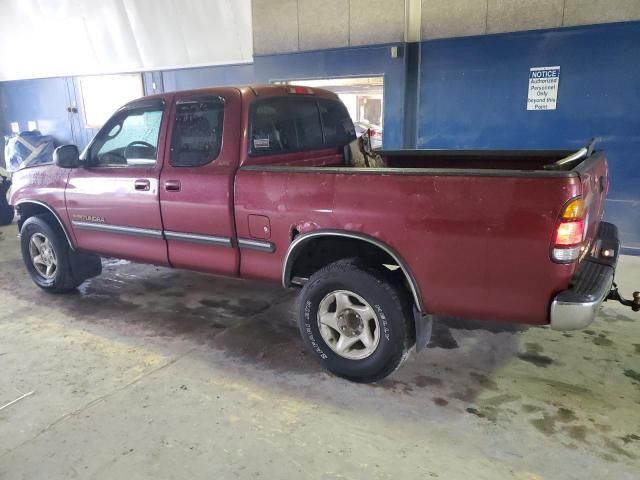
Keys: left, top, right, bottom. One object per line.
{"left": 249, "top": 96, "right": 351, "bottom": 156}
{"left": 318, "top": 98, "right": 356, "bottom": 147}
{"left": 170, "top": 96, "right": 224, "bottom": 167}
{"left": 292, "top": 97, "right": 323, "bottom": 149}
{"left": 89, "top": 106, "right": 163, "bottom": 168}
{"left": 249, "top": 97, "right": 297, "bottom": 155}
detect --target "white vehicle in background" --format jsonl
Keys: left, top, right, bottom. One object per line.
{"left": 354, "top": 121, "right": 383, "bottom": 149}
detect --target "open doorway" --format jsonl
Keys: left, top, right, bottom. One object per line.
{"left": 278, "top": 76, "right": 384, "bottom": 148}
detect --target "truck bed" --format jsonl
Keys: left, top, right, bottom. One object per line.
{"left": 379, "top": 149, "right": 577, "bottom": 171}
{"left": 242, "top": 148, "right": 591, "bottom": 176}
{"left": 236, "top": 148, "right": 608, "bottom": 325}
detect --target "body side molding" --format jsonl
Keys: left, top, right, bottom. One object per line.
{"left": 72, "top": 221, "right": 163, "bottom": 239}
{"left": 238, "top": 238, "right": 276, "bottom": 253}
{"left": 164, "top": 231, "right": 233, "bottom": 247}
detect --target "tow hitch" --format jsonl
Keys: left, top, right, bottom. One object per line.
{"left": 607, "top": 283, "right": 640, "bottom": 312}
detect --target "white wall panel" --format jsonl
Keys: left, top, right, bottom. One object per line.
{"left": 0, "top": 0, "right": 253, "bottom": 81}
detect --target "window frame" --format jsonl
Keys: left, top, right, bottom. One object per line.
{"left": 248, "top": 95, "right": 354, "bottom": 157}
{"left": 84, "top": 99, "right": 166, "bottom": 169}
{"left": 169, "top": 95, "right": 226, "bottom": 168}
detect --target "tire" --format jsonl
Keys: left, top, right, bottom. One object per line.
{"left": 297, "top": 258, "right": 413, "bottom": 383}
{"left": 20, "top": 215, "right": 94, "bottom": 293}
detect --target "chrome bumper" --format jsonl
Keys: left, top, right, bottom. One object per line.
{"left": 550, "top": 222, "right": 619, "bottom": 330}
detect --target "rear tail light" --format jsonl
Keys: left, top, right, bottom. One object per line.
{"left": 551, "top": 197, "right": 586, "bottom": 263}
{"left": 554, "top": 220, "right": 584, "bottom": 245}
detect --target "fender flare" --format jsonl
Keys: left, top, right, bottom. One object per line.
{"left": 15, "top": 199, "right": 75, "bottom": 250}
{"left": 282, "top": 229, "right": 425, "bottom": 312}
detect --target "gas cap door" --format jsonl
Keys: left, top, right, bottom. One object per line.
{"left": 248, "top": 214, "right": 271, "bottom": 240}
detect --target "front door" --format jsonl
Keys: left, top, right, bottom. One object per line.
{"left": 66, "top": 97, "right": 170, "bottom": 265}
{"left": 159, "top": 89, "right": 241, "bottom": 275}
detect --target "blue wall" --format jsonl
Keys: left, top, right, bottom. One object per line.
{"left": 0, "top": 23, "right": 638, "bottom": 250}
{"left": 417, "top": 22, "right": 640, "bottom": 252}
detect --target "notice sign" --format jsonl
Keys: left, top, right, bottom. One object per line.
{"left": 527, "top": 66, "right": 560, "bottom": 110}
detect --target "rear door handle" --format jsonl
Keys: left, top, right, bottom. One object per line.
{"left": 164, "top": 180, "right": 181, "bottom": 192}
{"left": 134, "top": 179, "right": 150, "bottom": 191}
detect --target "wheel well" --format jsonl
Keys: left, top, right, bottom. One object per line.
{"left": 16, "top": 202, "right": 73, "bottom": 248}
{"left": 288, "top": 236, "right": 394, "bottom": 278}
{"left": 285, "top": 234, "right": 422, "bottom": 311}
{"left": 16, "top": 203, "right": 50, "bottom": 231}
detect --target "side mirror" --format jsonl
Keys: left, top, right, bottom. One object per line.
{"left": 53, "top": 145, "right": 80, "bottom": 168}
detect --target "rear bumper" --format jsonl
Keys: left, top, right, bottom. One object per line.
{"left": 550, "top": 222, "right": 619, "bottom": 330}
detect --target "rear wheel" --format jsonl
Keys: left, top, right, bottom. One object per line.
{"left": 297, "top": 259, "right": 413, "bottom": 383}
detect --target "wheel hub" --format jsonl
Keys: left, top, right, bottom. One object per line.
{"left": 337, "top": 309, "right": 364, "bottom": 337}
{"left": 316, "top": 289, "right": 381, "bottom": 360}
{"left": 29, "top": 232, "right": 57, "bottom": 279}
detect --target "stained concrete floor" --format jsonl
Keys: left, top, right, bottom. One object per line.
{"left": 0, "top": 223, "right": 639, "bottom": 480}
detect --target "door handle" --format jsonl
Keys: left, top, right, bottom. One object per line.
{"left": 164, "top": 180, "right": 181, "bottom": 192}
{"left": 134, "top": 179, "right": 150, "bottom": 191}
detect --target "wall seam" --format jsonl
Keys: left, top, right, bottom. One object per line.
{"left": 296, "top": 0, "right": 301, "bottom": 50}
{"left": 347, "top": 0, "right": 351, "bottom": 46}
{"left": 561, "top": 0, "right": 566, "bottom": 27}
{"left": 485, "top": 0, "right": 489, "bottom": 34}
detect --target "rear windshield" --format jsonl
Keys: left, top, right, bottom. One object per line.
{"left": 249, "top": 96, "right": 355, "bottom": 155}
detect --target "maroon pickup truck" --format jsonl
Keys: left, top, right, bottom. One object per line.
{"left": 8, "top": 85, "right": 638, "bottom": 382}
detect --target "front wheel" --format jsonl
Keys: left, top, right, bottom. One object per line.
{"left": 297, "top": 259, "right": 413, "bottom": 383}
{"left": 20, "top": 215, "right": 100, "bottom": 293}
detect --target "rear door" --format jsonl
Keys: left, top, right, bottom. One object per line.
{"left": 158, "top": 89, "right": 241, "bottom": 275}
{"left": 66, "top": 97, "right": 170, "bottom": 265}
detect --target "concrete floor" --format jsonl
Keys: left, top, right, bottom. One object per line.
{"left": 0, "top": 223, "right": 638, "bottom": 480}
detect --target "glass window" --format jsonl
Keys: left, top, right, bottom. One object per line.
{"left": 89, "top": 106, "right": 163, "bottom": 168}
{"left": 285, "top": 76, "right": 383, "bottom": 148}
{"left": 249, "top": 96, "right": 354, "bottom": 156}
{"left": 293, "top": 97, "right": 323, "bottom": 149}
{"left": 318, "top": 98, "right": 356, "bottom": 147}
{"left": 171, "top": 97, "right": 224, "bottom": 167}
{"left": 250, "top": 97, "right": 298, "bottom": 155}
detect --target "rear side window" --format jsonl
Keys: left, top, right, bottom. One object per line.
{"left": 318, "top": 98, "right": 356, "bottom": 146}
{"left": 293, "top": 97, "right": 323, "bottom": 149}
{"left": 250, "top": 97, "right": 297, "bottom": 154}
{"left": 249, "top": 96, "right": 355, "bottom": 155}
{"left": 170, "top": 96, "right": 224, "bottom": 167}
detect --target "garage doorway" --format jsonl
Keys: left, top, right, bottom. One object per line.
{"left": 278, "top": 76, "right": 384, "bottom": 148}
